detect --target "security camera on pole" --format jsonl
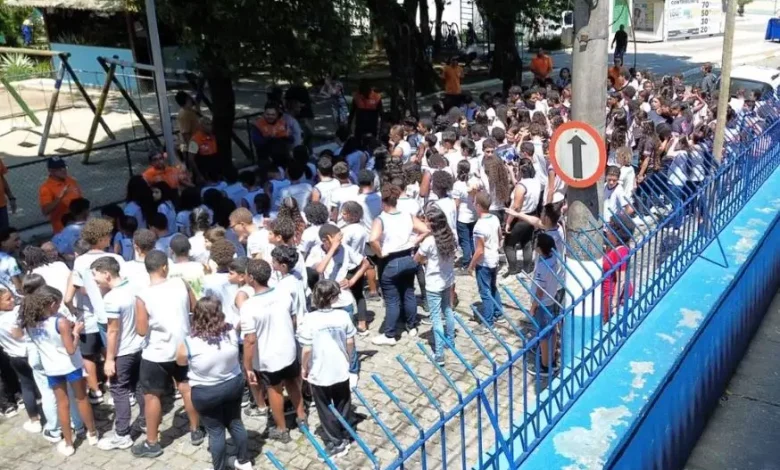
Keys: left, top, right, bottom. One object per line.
{"left": 560, "top": 0, "right": 609, "bottom": 366}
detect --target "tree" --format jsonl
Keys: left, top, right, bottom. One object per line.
{"left": 151, "top": 0, "right": 357, "bottom": 165}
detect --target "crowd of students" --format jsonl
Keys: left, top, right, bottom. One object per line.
{"left": 0, "top": 57, "right": 770, "bottom": 468}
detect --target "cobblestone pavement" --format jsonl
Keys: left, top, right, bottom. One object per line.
{"left": 0, "top": 276, "right": 537, "bottom": 470}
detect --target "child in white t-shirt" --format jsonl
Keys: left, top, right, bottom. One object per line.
{"left": 299, "top": 280, "right": 356, "bottom": 459}
{"left": 468, "top": 192, "right": 504, "bottom": 327}
{"left": 339, "top": 201, "right": 370, "bottom": 334}
{"left": 300, "top": 202, "right": 329, "bottom": 259}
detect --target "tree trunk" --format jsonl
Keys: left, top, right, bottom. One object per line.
{"left": 490, "top": 16, "right": 521, "bottom": 94}
{"left": 204, "top": 65, "right": 236, "bottom": 168}
{"left": 418, "top": 0, "right": 432, "bottom": 51}
{"left": 433, "top": 0, "right": 445, "bottom": 58}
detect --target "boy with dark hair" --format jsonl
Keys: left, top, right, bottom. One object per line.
{"left": 528, "top": 233, "right": 561, "bottom": 377}
{"left": 149, "top": 213, "right": 174, "bottom": 255}
{"left": 467, "top": 192, "right": 504, "bottom": 329}
{"left": 241, "top": 259, "right": 306, "bottom": 443}
{"left": 329, "top": 162, "right": 358, "bottom": 223}
{"left": 313, "top": 156, "right": 339, "bottom": 207}
{"left": 271, "top": 245, "right": 306, "bottom": 322}
{"left": 301, "top": 201, "right": 330, "bottom": 258}
{"left": 52, "top": 197, "right": 90, "bottom": 258}
{"left": 203, "top": 239, "right": 240, "bottom": 325}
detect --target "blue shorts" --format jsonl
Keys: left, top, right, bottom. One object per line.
{"left": 47, "top": 369, "right": 83, "bottom": 387}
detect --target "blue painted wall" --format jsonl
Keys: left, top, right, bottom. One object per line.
{"left": 51, "top": 43, "right": 136, "bottom": 89}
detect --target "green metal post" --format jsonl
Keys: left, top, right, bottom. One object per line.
{"left": 0, "top": 76, "right": 41, "bottom": 126}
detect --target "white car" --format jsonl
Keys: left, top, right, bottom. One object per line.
{"left": 727, "top": 65, "right": 780, "bottom": 98}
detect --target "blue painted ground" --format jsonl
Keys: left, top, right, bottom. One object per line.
{"left": 519, "top": 165, "right": 780, "bottom": 470}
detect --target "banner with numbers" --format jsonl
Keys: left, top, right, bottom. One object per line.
{"left": 666, "top": 0, "right": 723, "bottom": 39}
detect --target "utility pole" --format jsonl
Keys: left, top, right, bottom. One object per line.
{"left": 712, "top": 0, "right": 737, "bottom": 163}
{"left": 563, "top": 0, "right": 609, "bottom": 364}
{"left": 145, "top": 0, "right": 177, "bottom": 165}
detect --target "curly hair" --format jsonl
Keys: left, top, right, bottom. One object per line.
{"left": 425, "top": 204, "right": 457, "bottom": 261}
{"left": 269, "top": 216, "right": 296, "bottom": 243}
{"left": 80, "top": 218, "right": 114, "bottom": 246}
{"left": 304, "top": 202, "right": 330, "bottom": 226}
{"left": 190, "top": 295, "right": 231, "bottom": 343}
{"left": 18, "top": 285, "right": 61, "bottom": 330}
{"left": 483, "top": 154, "right": 511, "bottom": 205}
{"left": 341, "top": 201, "right": 363, "bottom": 224}
{"left": 277, "top": 197, "right": 306, "bottom": 242}
{"left": 209, "top": 239, "right": 236, "bottom": 269}
{"left": 22, "top": 246, "right": 50, "bottom": 272}
{"left": 431, "top": 170, "right": 454, "bottom": 199}
{"left": 271, "top": 245, "right": 299, "bottom": 272}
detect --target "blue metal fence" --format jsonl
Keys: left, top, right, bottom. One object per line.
{"left": 269, "top": 98, "right": 780, "bottom": 469}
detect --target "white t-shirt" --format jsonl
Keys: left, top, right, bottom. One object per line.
{"left": 280, "top": 182, "right": 313, "bottom": 211}
{"left": 330, "top": 184, "right": 360, "bottom": 220}
{"left": 305, "top": 245, "right": 363, "bottom": 308}
{"left": 395, "top": 140, "right": 413, "bottom": 162}
{"left": 246, "top": 229, "right": 271, "bottom": 259}
{"left": 473, "top": 214, "right": 501, "bottom": 268}
{"left": 154, "top": 233, "right": 175, "bottom": 256}
{"left": 604, "top": 184, "right": 629, "bottom": 222}
{"left": 452, "top": 180, "right": 477, "bottom": 223}
{"left": 0, "top": 251, "right": 21, "bottom": 295}
{"left": 240, "top": 287, "right": 297, "bottom": 372}
{"left": 357, "top": 192, "right": 382, "bottom": 232}
{"left": 299, "top": 225, "right": 322, "bottom": 259}
{"left": 397, "top": 197, "right": 422, "bottom": 218}
{"left": 418, "top": 235, "right": 455, "bottom": 292}
{"left": 377, "top": 211, "right": 415, "bottom": 256}
{"left": 138, "top": 278, "right": 191, "bottom": 363}
{"left": 32, "top": 261, "right": 71, "bottom": 300}
{"left": 275, "top": 273, "right": 307, "bottom": 321}
{"left": 433, "top": 197, "right": 459, "bottom": 243}
{"left": 72, "top": 251, "right": 126, "bottom": 326}
{"left": 104, "top": 279, "right": 144, "bottom": 357}
{"left": 619, "top": 166, "right": 636, "bottom": 201}
{"left": 123, "top": 259, "right": 152, "bottom": 295}
{"left": 297, "top": 308, "right": 355, "bottom": 387}
{"left": 168, "top": 260, "right": 205, "bottom": 298}
{"left": 189, "top": 232, "right": 209, "bottom": 264}
{"left": 533, "top": 254, "right": 560, "bottom": 306}
{"left": 203, "top": 273, "right": 240, "bottom": 325}
{"left": 314, "top": 179, "right": 341, "bottom": 209}
{"left": 341, "top": 223, "right": 368, "bottom": 255}
{"left": 445, "top": 150, "right": 465, "bottom": 176}
{"left": 185, "top": 330, "right": 241, "bottom": 387}
{"left": 0, "top": 308, "right": 27, "bottom": 358}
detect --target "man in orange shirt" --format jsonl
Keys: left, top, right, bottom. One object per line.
{"left": 530, "top": 49, "right": 553, "bottom": 86}
{"left": 441, "top": 57, "right": 464, "bottom": 111}
{"left": 142, "top": 150, "right": 187, "bottom": 189}
{"left": 38, "top": 157, "right": 82, "bottom": 233}
{"left": 0, "top": 158, "right": 17, "bottom": 231}
{"left": 608, "top": 57, "right": 626, "bottom": 90}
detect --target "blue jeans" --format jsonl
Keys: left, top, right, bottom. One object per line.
{"left": 342, "top": 305, "right": 360, "bottom": 374}
{"left": 191, "top": 375, "right": 250, "bottom": 470}
{"left": 475, "top": 265, "right": 502, "bottom": 325}
{"left": 669, "top": 184, "right": 687, "bottom": 229}
{"left": 427, "top": 287, "right": 455, "bottom": 362}
{"left": 456, "top": 221, "right": 475, "bottom": 268}
{"left": 380, "top": 253, "right": 418, "bottom": 338}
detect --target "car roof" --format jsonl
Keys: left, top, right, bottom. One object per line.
{"left": 730, "top": 65, "right": 780, "bottom": 86}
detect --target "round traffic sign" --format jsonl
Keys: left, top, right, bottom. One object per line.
{"left": 549, "top": 121, "right": 607, "bottom": 188}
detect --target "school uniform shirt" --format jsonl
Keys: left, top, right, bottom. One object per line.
{"left": 667, "top": 150, "right": 689, "bottom": 187}
{"left": 604, "top": 184, "right": 629, "bottom": 222}
{"left": 242, "top": 188, "right": 265, "bottom": 215}
{"left": 314, "top": 179, "right": 341, "bottom": 209}
{"left": 417, "top": 235, "right": 455, "bottom": 293}
{"left": 533, "top": 254, "right": 560, "bottom": 306}
{"left": 0, "top": 251, "right": 21, "bottom": 295}
{"left": 52, "top": 222, "right": 84, "bottom": 256}
{"left": 72, "top": 251, "right": 126, "bottom": 328}
{"left": 346, "top": 151, "right": 366, "bottom": 179}
{"left": 433, "top": 197, "right": 459, "bottom": 243}
{"left": 28, "top": 315, "right": 84, "bottom": 377}
{"left": 200, "top": 182, "right": 228, "bottom": 198}
{"left": 275, "top": 273, "right": 307, "bottom": 323}
{"left": 123, "top": 259, "right": 153, "bottom": 295}
{"left": 532, "top": 142, "right": 549, "bottom": 190}
{"left": 357, "top": 192, "right": 383, "bottom": 232}
{"left": 341, "top": 223, "right": 368, "bottom": 255}
{"left": 280, "top": 182, "right": 313, "bottom": 211}
{"left": 185, "top": 330, "right": 241, "bottom": 387}
{"left": 138, "top": 278, "right": 191, "bottom": 363}
{"left": 445, "top": 150, "right": 465, "bottom": 176}
{"left": 104, "top": 279, "right": 144, "bottom": 357}
{"left": 154, "top": 233, "right": 175, "bottom": 256}
{"left": 619, "top": 166, "right": 636, "bottom": 201}
{"left": 395, "top": 140, "right": 413, "bottom": 162}
{"left": 0, "top": 307, "right": 27, "bottom": 358}
{"left": 224, "top": 183, "right": 249, "bottom": 208}
{"left": 114, "top": 232, "right": 134, "bottom": 261}
{"left": 299, "top": 225, "right": 322, "bottom": 259}
{"left": 330, "top": 184, "right": 360, "bottom": 221}
{"left": 306, "top": 245, "right": 363, "bottom": 309}
{"left": 124, "top": 202, "right": 146, "bottom": 229}
{"left": 452, "top": 180, "right": 477, "bottom": 224}
{"left": 397, "top": 196, "right": 422, "bottom": 218}
{"left": 297, "top": 308, "right": 355, "bottom": 387}
{"left": 513, "top": 178, "right": 542, "bottom": 215}
{"left": 200, "top": 273, "right": 239, "bottom": 325}
{"left": 189, "top": 232, "right": 210, "bottom": 264}
{"left": 168, "top": 261, "right": 205, "bottom": 297}
{"left": 377, "top": 211, "right": 415, "bottom": 256}
{"left": 246, "top": 229, "right": 271, "bottom": 259}
{"left": 157, "top": 201, "right": 177, "bottom": 235}
{"left": 239, "top": 287, "right": 296, "bottom": 372}
{"left": 473, "top": 214, "right": 501, "bottom": 268}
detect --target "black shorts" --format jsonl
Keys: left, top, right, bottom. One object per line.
{"left": 257, "top": 359, "right": 300, "bottom": 388}
{"left": 79, "top": 332, "right": 104, "bottom": 358}
{"left": 140, "top": 359, "right": 189, "bottom": 394}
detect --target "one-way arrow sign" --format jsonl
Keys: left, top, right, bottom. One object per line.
{"left": 549, "top": 121, "right": 606, "bottom": 189}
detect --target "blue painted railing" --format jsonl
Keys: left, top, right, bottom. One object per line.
{"left": 267, "top": 97, "right": 780, "bottom": 469}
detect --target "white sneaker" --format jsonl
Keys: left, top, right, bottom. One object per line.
{"left": 234, "top": 459, "right": 254, "bottom": 470}
{"left": 97, "top": 433, "right": 133, "bottom": 450}
{"left": 87, "top": 431, "right": 99, "bottom": 446}
{"left": 371, "top": 334, "right": 397, "bottom": 346}
{"left": 57, "top": 441, "right": 75, "bottom": 457}
{"left": 22, "top": 420, "right": 42, "bottom": 433}
{"left": 349, "top": 373, "right": 359, "bottom": 389}
{"left": 407, "top": 328, "right": 418, "bottom": 337}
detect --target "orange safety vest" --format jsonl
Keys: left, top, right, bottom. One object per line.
{"left": 353, "top": 91, "right": 381, "bottom": 111}
{"left": 255, "top": 118, "right": 290, "bottom": 139}
{"left": 192, "top": 131, "right": 218, "bottom": 156}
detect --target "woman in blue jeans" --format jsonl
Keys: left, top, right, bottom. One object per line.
{"left": 369, "top": 184, "right": 429, "bottom": 347}
{"left": 176, "top": 296, "right": 252, "bottom": 470}
{"left": 414, "top": 205, "right": 457, "bottom": 365}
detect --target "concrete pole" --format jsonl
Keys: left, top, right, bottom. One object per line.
{"left": 712, "top": 0, "right": 737, "bottom": 163}
{"left": 145, "top": 0, "right": 177, "bottom": 165}
{"left": 562, "top": 0, "right": 609, "bottom": 365}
